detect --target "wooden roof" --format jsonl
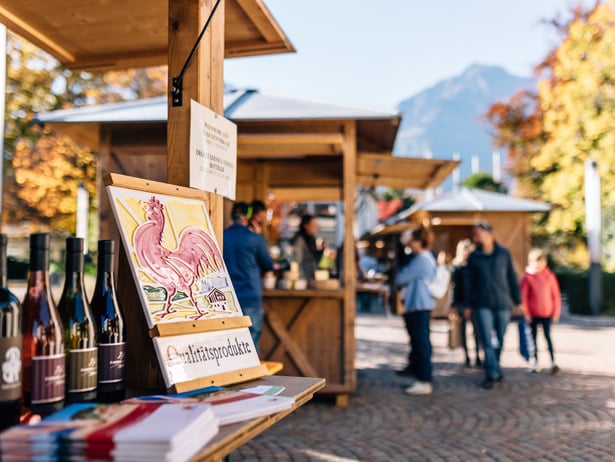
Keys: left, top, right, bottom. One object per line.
{"left": 404, "top": 187, "right": 552, "bottom": 214}
{"left": 370, "top": 188, "right": 550, "bottom": 236}
{"left": 357, "top": 155, "right": 458, "bottom": 190}
{"left": 0, "top": 0, "right": 294, "bottom": 70}
{"left": 35, "top": 90, "right": 458, "bottom": 192}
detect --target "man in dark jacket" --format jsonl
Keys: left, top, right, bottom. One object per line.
{"left": 465, "top": 221, "right": 521, "bottom": 389}
{"left": 223, "top": 202, "right": 275, "bottom": 351}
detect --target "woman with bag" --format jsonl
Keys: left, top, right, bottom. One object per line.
{"left": 451, "top": 239, "right": 482, "bottom": 367}
{"left": 395, "top": 225, "right": 437, "bottom": 395}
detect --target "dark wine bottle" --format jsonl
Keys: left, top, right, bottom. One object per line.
{"left": 57, "top": 237, "right": 97, "bottom": 403}
{"left": 0, "top": 234, "right": 22, "bottom": 431}
{"left": 22, "top": 233, "right": 65, "bottom": 416}
{"left": 90, "top": 240, "right": 126, "bottom": 402}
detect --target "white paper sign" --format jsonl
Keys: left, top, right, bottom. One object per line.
{"left": 189, "top": 100, "right": 237, "bottom": 199}
{"left": 152, "top": 328, "right": 260, "bottom": 388}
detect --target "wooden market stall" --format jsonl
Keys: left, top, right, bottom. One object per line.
{"left": 0, "top": 0, "right": 338, "bottom": 457}
{"left": 36, "top": 90, "right": 458, "bottom": 405}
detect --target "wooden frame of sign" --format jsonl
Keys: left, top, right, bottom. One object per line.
{"left": 104, "top": 173, "right": 267, "bottom": 393}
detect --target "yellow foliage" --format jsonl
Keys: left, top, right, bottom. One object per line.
{"left": 535, "top": 1, "right": 615, "bottom": 236}
{"left": 12, "top": 132, "right": 97, "bottom": 229}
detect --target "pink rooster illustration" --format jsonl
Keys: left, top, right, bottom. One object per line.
{"left": 133, "top": 196, "right": 225, "bottom": 319}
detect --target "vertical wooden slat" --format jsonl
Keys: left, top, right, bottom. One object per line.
{"left": 97, "top": 125, "right": 117, "bottom": 243}
{"left": 254, "top": 161, "right": 270, "bottom": 239}
{"left": 342, "top": 120, "right": 357, "bottom": 393}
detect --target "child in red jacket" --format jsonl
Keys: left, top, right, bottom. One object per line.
{"left": 521, "top": 249, "right": 561, "bottom": 374}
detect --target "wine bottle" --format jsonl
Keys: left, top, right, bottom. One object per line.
{"left": 0, "top": 234, "right": 22, "bottom": 431}
{"left": 57, "top": 237, "right": 97, "bottom": 403}
{"left": 22, "top": 233, "right": 65, "bottom": 416}
{"left": 90, "top": 240, "right": 126, "bottom": 402}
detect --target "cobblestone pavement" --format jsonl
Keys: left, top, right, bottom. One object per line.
{"left": 234, "top": 313, "right": 615, "bottom": 461}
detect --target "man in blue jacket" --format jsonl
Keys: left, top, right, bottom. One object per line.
{"left": 465, "top": 221, "right": 521, "bottom": 390}
{"left": 223, "top": 202, "right": 275, "bottom": 351}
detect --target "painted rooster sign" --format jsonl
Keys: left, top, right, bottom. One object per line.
{"left": 107, "top": 185, "right": 242, "bottom": 328}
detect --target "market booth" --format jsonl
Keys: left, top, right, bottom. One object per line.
{"left": 37, "top": 90, "right": 459, "bottom": 405}
{"left": 0, "top": 0, "right": 340, "bottom": 458}
{"left": 232, "top": 105, "right": 458, "bottom": 406}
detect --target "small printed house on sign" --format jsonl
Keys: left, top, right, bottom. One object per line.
{"left": 207, "top": 288, "right": 228, "bottom": 311}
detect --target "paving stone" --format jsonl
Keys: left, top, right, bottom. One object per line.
{"left": 232, "top": 313, "right": 615, "bottom": 461}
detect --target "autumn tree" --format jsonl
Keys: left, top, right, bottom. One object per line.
{"left": 486, "top": 1, "right": 614, "bottom": 267}
{"left": 3, "top": 32, "right": 166, "bottom": 237}
{"left": 535, "top": 1, "right": 614, "bottom": 239}
{"left": 485, "top": 90, "right": 545, "bottom": 198}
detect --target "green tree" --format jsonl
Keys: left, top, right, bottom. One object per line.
{"left": 461, "top": 172, "right": 506, "bottom": 193}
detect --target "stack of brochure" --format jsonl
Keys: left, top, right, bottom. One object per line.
{"left": 0, "top": 421, "right": 85, "bottom": 462}
{"left": 0, "top": 403, "right": 218, "bottom": 462}
{"left": 111, "top": 403, "right": 218, "bottom": 462}
{"left": 125, "top": 385, "right": 295, "bottom": 425}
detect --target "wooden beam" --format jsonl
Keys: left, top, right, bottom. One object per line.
{"left": 0, "top": 6, "right": 75, "bottom": 64}
{"left": 238, "top": 133, "right": 344, "bottom": 146}
{"left": 356, "top": 175, "right": 416, "bottom": 190}
{"left": 238, "top": 144, "right": 340, "bottom": 158}
{"left": 167, "top": 0, "right": 225, "bottom": 242}
{"left": 237, "top": 132, "right": 343, "bottom": 157}
{"left": 225, "top": 40, "right": 295, "bottom": 58}
{"left": 64, "top": 49, "right": 169, "bottom": 72}
{"left": 270, "top": 187, "right": 342, "bottom": 202}
{"left": 234, "top": 0, "right": 288, "bottom": 43}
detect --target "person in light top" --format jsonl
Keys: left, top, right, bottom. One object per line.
{"left": 520, "top": 249, "right": 562, "bottom": 374}
{"left": 395, "top": 225, "right": 437, "bottom": 396}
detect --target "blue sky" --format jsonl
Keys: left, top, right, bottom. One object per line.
{"left": 225, "top": 0, "right": 594, "bottom": 111}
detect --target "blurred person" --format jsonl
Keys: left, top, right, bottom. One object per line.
{"left": 248, "top": 199, "right": 267, "bottom": 234}
{"left": 521, "top": 249, "right": 561, "bottom": 374}
{"left": 291, "top": 214, "right": 325, "bottom": 280}
{"left": 451, "top": 239, "right": 481, "bottom": 367}
{"left": 223, "top": 202, "right": 276, "bottom": 350}
{"left": 465, "top": 221, "right": 521, "bottom": 390}
{"left": 395, "top": 225, "right": 437, "bottom": 395}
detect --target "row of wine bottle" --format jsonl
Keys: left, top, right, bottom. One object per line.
{"left": 0, "top": 233, "right": 126, "bottom": 431}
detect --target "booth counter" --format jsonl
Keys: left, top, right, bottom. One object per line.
{"left": 260, "top": 288, "right": 351, "bottom": 406}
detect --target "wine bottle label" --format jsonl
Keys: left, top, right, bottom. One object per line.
{"left": 32, "top": 354, "right": 65, "bottom": 404}
{"left": 67, "top": 348, "right": 98, "bottom": 393}
{"left": 0, "top": 337, "right": 22, "bottom": 401}
{"left": 98, "top": 343, "right": 126, "bottom": 384}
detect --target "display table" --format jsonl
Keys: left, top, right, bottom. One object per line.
{"left": 356, "top": 281, "right": 391, "bottom": 317}
{"left": 191, "top": 375, "right": 325, "bottom": 461}
{"left": 260, "top": 289, "right": 354, "bottom": 407}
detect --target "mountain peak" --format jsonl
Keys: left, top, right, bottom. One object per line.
{"left": 394, "top": 64, "right": 535, "bottom": 189}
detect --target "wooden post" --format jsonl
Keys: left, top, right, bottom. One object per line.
{"left": 339, "top": 120, "right": 357, "bottom": 406}
{"left": 168, "top": 0, "right": 225, "bottom": 242}
{"left": 118, "top": 0, "right": 227, "bottom": 390}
